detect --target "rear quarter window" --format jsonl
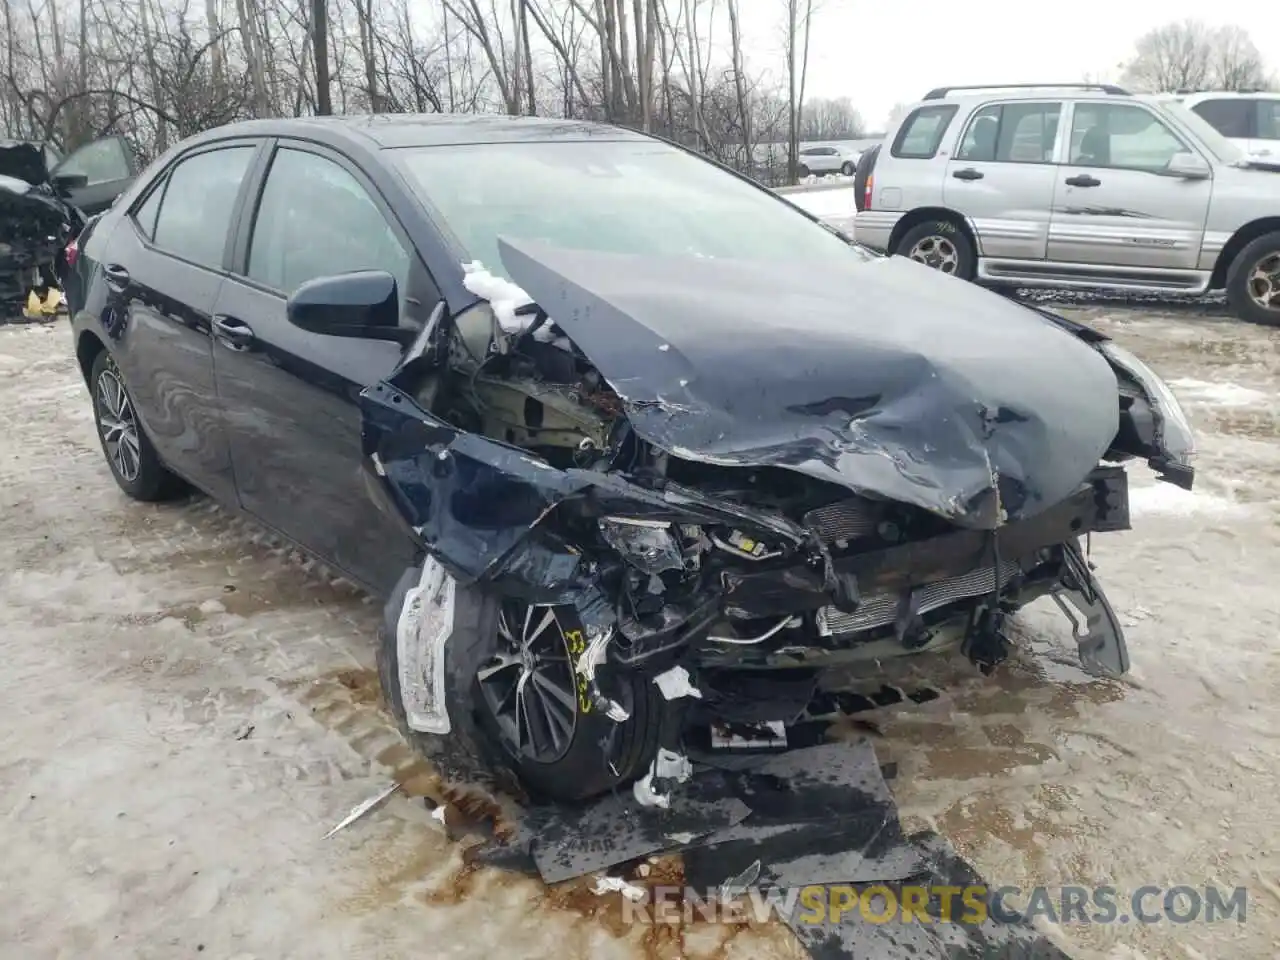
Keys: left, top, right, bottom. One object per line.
{"left": 891, "top": 105, "right": 959, "bottom": 159}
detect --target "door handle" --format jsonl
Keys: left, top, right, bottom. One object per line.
{"left": 103, "top": 263, "right": 130, "bottom": 290}
{"left": 1065, "top": 174, "right": 1101, "bottom": 187}
{"left": 212, "top": 313, "right": 255, "bottom": 349}
{"left": 952, "top": 168, "right": 984, "bottom": 181}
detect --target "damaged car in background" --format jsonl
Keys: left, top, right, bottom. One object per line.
{"left": 65, "top": 117, "right": 1194, "bottom": 806}
{"left": 0, "top": 135, "right": 136, "bottom": 313}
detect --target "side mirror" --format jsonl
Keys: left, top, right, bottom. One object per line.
{"left": 1161, "top": 152, "right": 1210, "bottom": 180}
{"left": 285, "top": 270, "right": 413, "bottom": 345}
{"left": 51, "top": 172, "right": 88, "bottom": 194}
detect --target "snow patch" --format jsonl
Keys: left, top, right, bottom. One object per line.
{"left": 785, "top": 186, "right": 856, "bottom": 220}
{"left": 1128, "top": 483, "right": 1241, "bottom": 518}
{"left": 1168, "top": 378, "right": 1269, "bottom": 408}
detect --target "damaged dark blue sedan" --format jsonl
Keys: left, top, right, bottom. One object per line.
{"left": 66, "top": 114, "right": 1195, "bottom": 803}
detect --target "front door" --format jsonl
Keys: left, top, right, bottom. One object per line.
{"left": 51, "top": 136, "right": 138, "bottom": 215}
{"left": 99, "top": 142, "right": 259, "bottom": 503}
{"left": 211, "top": 142, "right": 435, "bottom": 594}
{"left": 942, "top": 100, "right": 1063, "bottom": 260}
{"left": 1047, "top": 101, "right": 1212, "bottom": 271}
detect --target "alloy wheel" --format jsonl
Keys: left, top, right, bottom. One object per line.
{"left": 96, "top": 367, "right": 141, "bottom": 483}
{"left": 908, "top": 235, "right": 960, "bottom": 274}
{"left": 1247, "top": 252, "right": 1280, "bottom": 313}
{"left": 476, "top": 602, "right": 580, "bottom": 763}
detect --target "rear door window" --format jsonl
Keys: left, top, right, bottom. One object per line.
{"left": 957, "top": 102, "right": 1062, "bottom": 163}
{"left": 890, "top": 105, "right": 958, "bottom": 159}
{"left": 150, "top": 146, "right": 256, "bottom": 269}
{"left": 1190, "top": 99, "right": 1253, "bottom": 139}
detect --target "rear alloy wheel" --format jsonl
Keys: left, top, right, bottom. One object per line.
{"left": 895, "top": 219, "right": 977, "bottom": 281}
{"left": 1227, "top": 231, "right": 1280, "bottom": 327}
{"left": 841, "top": 161, "right": 855, "bottom": 176}
{"left": 89, "top": 351, "right": 183, "bottom": 501}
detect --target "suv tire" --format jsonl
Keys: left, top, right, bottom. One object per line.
{"left": 841, "top": 161, "right": 855, "bottom": 176}
{"left": 1226, "top": 231, "right": 1280, "bottom": 327}
{"left": 895, "top": 219, "right": 976, "bottom": 280}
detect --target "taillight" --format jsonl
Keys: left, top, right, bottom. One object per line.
{"left": 864, "top": 174, "right": 874, "bottom": 210}
{"left": 65, "top": 236, "right": 79, "bottom": 268}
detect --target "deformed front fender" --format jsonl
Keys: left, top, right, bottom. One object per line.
{"left": 361, "top": 380, "right": 594, "bottom": 585}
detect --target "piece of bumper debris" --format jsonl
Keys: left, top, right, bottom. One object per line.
{"left": 778, "top": 831, "right": 1076, "bottom": 960}
{"left": 323, "top": 781, "right": 400, "bottom": 839}
{"left": 591, "top": 875, "right": 648, "bottom": 902}
{"left": 653, "top": 665, "right": 702, "bottom": 700}
{"left": 529, "top": 790, "right": 751, "bottom": 884}
{"left": 633, "top": 747, "right": 694, "bottom": 808}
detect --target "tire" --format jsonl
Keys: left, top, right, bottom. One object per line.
{"left": 1225, "top": 231, "right": 1280, "bottom": 327}
{"left": 841, "top": 161, "right": 855, "bottom": 176}
{"left": 894, "top": 218, "right": 977, "bottom": 281}
{"left": 378, "top": 568, "right": 671, "bottom": 803}
{"left": 89, "top": 351, "right": 184, "bottom": 501}
{"left": 797, "top": 164, "right": 810, "bottom": 179}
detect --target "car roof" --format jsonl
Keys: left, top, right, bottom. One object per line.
{"left": 1176, "top": 90, "right": 1279, "bottom": 101}
{"left": 182, "top": 113, "right": 650, "bottom": 150}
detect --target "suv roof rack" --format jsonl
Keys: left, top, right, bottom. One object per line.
{"left": 922, "top": 83, "right": 1130, "bottom": 100}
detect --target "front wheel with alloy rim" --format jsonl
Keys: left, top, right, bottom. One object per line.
{"left": 894, "top": 219, "right": 976, "bottom": 281}
{"left": 1226, "top": 231, "right": 1280, "bottom": 327}
{"left": 377, "top": 568, "right": 672, "bottom": 803}
{"left": 89, "top": 351, "right": 183, "bottom": 501}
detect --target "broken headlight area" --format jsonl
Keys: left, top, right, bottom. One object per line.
{"left": 365, "top": 242, "right": 1146, "bottom": 805}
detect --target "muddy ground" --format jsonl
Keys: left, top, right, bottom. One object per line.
{"left": 2, "top": 303, "right": 1279, "bottom": 960}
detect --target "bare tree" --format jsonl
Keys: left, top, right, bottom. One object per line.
{"left": 1121, "top": 20, "right": 1272, "bottom": 93}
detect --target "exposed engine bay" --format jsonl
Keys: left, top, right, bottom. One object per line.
{"left": 358, "top": 236, "right": 1196, "bottom": 803}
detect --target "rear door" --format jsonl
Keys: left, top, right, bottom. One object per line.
{"left": 98, "top": 140, "right": 261, "bottom": 503}
{"left": 943, "top": 100, "right": 1064, "bottom": 260}
{"left": 210, "top": 140, "right": 438, "bottom": 594}
{"left": 1047, "top": 101, "right": 1212, "bottom": 271}
{"left": 51, "top": 136, "right": 138, "bottom": 214}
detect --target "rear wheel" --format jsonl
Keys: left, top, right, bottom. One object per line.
{"left": 894, "top": 219, "right": 976, "bottom": 281}
{"left": 1226, "top": 231, "right": 1280, "bottom": 327}
{"left": 89, "top": 351, "right": 183, "bottom": 501}
{"left": 841, "top": 161, "right": 855, "bottom": 176}
{"left": 797, "top": 163, "right": 810, "bottom": 178}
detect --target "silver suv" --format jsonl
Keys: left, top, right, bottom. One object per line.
{"left": 853, "top": 83, "right": 1280, "bottom": 326}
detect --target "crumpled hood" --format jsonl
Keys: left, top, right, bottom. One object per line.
{"left": 496, "top": 237, "right": 1120, "bottom": 530}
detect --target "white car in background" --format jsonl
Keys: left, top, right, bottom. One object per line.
{"left": 796, "top": 144, "right": 861, "bottom": 177}
{"left": 1175, "top": 91, "right": 1280, "bottom": 159}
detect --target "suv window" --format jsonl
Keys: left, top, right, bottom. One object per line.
{"left": 55, "top": 137, "right": 132, "bottom": 186}
{"left": 1191, "top": 99, "right": 1252, "bottom": 139}
{"left": 247, "top": 147, "right": 410, "bottom": 297}
{"left": 151, "top": 146, "right": 255, "bottom": 269}
{"left": 1069, "top": 104, "right": 1188, "bottom": 172}
{"left": 1257, "top": 100, "right": 1280, "bottom": 141}
{"left": 891, "top": 105, "right": 958, "bottom": 159}
{"left": 957, "top": 102, "right": 1061, "bottom": 163}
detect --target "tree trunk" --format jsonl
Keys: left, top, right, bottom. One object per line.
{"left": 312, "top": 0, "right": 331, "bottom": 114}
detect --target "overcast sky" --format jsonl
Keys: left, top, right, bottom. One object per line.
{"left": 750, "top": 1, "right": 1277, "bottom": 130}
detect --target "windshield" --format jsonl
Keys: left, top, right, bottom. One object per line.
{"left": 1156, "top": 100, "right": 1245, "bottom": 164}
{"left": 392, "top": 139, "right": 872, "bottom": 276}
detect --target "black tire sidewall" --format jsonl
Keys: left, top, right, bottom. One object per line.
{"left": 896, "top": 219, "right": 977, "bottom": 281}
{"left": 1226, "top": 232, "right": 1280, "bottom": 327}
{"left": 378, "top": 573, "right": 667, "bottom": 803}
{"left": 89, "top": 351, "right": 173, "bottom": 501}
{"left": 841, "top": 162, "right": 855, "bottom": 176}
{"left": 798, "top": 164, "right": 810, "bottom": 178}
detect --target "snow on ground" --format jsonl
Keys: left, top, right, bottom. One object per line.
{"left": 3, "top": 305, "right": 1280, "bottom": 959}
{"left": 782, "top": 183, "right": 857, "bottom": 223}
